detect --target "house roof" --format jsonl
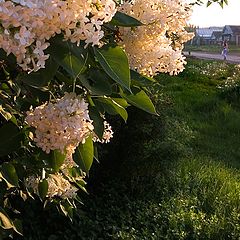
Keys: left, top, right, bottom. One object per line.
{"left": 229, "top": 25, "right": 240, "bottom": 34}
{"left": 223, "top": 25, "right": 240, "bottom": 35}
{"left": 211, "top": 31, "right": 222, "bottom": 39}
{"left": 196, "top": 28, "right": 212, "bottom": 38}
{"left": 196, "top": 27, "right": 223, "bottom": 38}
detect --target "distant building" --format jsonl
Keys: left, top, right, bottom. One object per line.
{"left": 222, "top": 25, "right": 240, "bottom": 45}
{"left": 195, "top": 27, "right": 223, "bottom": 45}
{"left": 211, "top": 31, "right": 222, "bottom": 44}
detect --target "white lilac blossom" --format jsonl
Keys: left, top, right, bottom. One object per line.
{"left": 25, "top": 92, "right": 114, "bottom": 168}
{"left": 0, "top": 0, "right": 116, "bottom": 72}
{"left": 25, "top": 93, "right": 114, "bottom": 200}
{"left": 93, "top": 121, "right": 113, "bottom": 143}
{"left": 46, "top": 173, "right": 78, "bottom": 199}
{"left": 119, "top": 0, "right": 194, "bottom": 76}
{"left": 25, "top": 173, "right": 78, "bottom": 199}
{"left": 25, "top": 92, "right": 94, "bottom": 154}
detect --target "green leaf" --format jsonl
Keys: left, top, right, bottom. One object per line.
{"left": 0, "top": 207, "right": 13, "bottom": 230}
{"left": 43, "top": 57, "right": 60, "bottom": 80}
{"left": 0, "top": 49, "right": 16, "bottom": 67}
{"left": 207, "top": 0, "right": 212, "bottom": 7}
{"left": 38, "top": 179, "right": 48, "bottom": 200}
{"left": 49, "top": 150, "right": 66, "bottom": 172}
{"left": 60, "top": 201, "right": 74, "bottom": 220}
{"left": 111, "top": 98, "right": 130, "bottom": 108}
{"left": 110, "top": 11, "right": 143, "bottom": 27}
{"left": 49, "top": 39, "right": 87, "bottom": 78}
{"left": 14, "top": 163, "right": 26, "bottom": 179}
{"left": 54, "top": 52, "right": 86, "bottom": 79}
{"left": 1, "top": 163, "right": 19, "bottom": 187}
{"left": 75, "top": 179, "right": 87, "bottom": 193}
{"left": 80, "top": 68, "right": 113, "bottom": 95}
{"left": 17, "top": 57, "right": 59, "bottom": 89}
{"left": 120, "top": 87, "right": 157, "bottom": 115}
{"left": 12, "top": 219, "right": 23, "bottom": 236}
{"left": 0, "top": 105, "right": 12, "bottom": 121}
{"left": 219, "top": 0, "right": 223, "bottom": 7}
{"left": 10, "top": 115, "right": 18, "bottom": 126}
{"left": 94, "top": 45, "right": 131, "bottom": 91}
{"left": 0, "top": 123, "right": 23, "bottom": 157}
{"left": 89, "top": 106, "right": 104, "bottom": 139}
{"left": 68, "top": 167, "right": 82, "bottom": 178}
{"left": 55, "top": 71, "right": 74, "bottom": 85}
{"left": 17, "top": 73, "right": 49, "bottom": 91}
{"left": 73, "top": 137, "right": 93, "bottom": 174}
{"left": 95, "top": 97, "right": 128, "bottom": 122}
{"left": 130, "top": 70, "right": 156, "bottom": 86}
{"left": 79, "top": 75, "right": 112, "bottom": 96}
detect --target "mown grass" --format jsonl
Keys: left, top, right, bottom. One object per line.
{"left": 18, "top": 58, "right": 240, "bottom": 239}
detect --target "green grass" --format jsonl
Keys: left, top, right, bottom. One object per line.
{"left": 156, "top": 59, "right": 240, "bottom": 167}
{"left": 17, "top": 59, "right": 240, "bottom": 239}
{"left": 184, "top": 44, "right": 240, "bottom": 55}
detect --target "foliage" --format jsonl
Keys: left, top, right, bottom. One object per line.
{"left": 0, "top": 2, "right": 165, "bottom": 237}
{"left": 12, "top": 59, "right": 240, "bottom": 239}
{"left": 0, "top": 0, "right": 229, "bottom": 238}
{"left": 191, "top": 0, "right": 228, "bottom": 8}
{"left": 206, "top": 0, "right": 228, "bottom": 8}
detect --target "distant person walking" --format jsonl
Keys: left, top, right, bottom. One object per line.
{"left": 222, "top": 40, "right": 228, "bottom": 60}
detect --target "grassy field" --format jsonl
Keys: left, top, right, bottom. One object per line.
{"left": 18, "top": 59, "right": 240, "bottom": 239}
{"left": 158, "top": 59, "right": 240, "bottom": 168}
{"left": 184, "top": 44, "right": 240, "bottom": 55}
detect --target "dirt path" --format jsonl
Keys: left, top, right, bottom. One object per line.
{"left": 184, "top": 51, "right": 240, "bottom": 64}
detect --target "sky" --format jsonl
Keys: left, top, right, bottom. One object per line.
{"left": 188, "top": 0, "right": 240, "bottom": 27}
